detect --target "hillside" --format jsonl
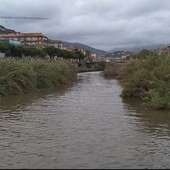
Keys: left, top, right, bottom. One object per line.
{"left": 109, "top": 44, "right": 168, "bottom": 53}
{"left": 0, "top": 25, "right": 107, "bottom": 56}
{"left": 0, "top": 25, "right": 16, "bottom": 34}
{"left": 61, "top": 41, "right": 107, "bottom": 56}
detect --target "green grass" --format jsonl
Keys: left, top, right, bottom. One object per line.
{"left": 0, "top": 58, "right": 77, "bottom": 96}
{"left": 104, "top": 56, "right": 170, "bottom": 110}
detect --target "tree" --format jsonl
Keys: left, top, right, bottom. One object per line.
{"left": 0, "top": 43, "right": 9, "bottom": 53}
{"left": 43, "top": 47, "right": 57, "bottom": 57}
{"left": 137, "top": 49, "right": 153, "bottom": 58}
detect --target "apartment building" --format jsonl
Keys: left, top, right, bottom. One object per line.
{"left": 48, "top": 40, "right": 64, "bottom": 50}
{"left": 0, "top": 33, "right": 48, "bottom": 48}
{"left": 0, "top": 39, "right": 21, "bottom": 46}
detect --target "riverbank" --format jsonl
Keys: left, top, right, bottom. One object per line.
{"left": 0, "top": 58, "right": 77, "bottom": 96}
{"left": 77, "top": 61, "right": 106, "bottom": 73}
{"left": 77, "top": 67, "right": 103, "bottom": 73}
{"left": 1, "top": 71, "right": 169, "bottom": 169}
{"left": 103, "top": 56, "right": 170, "bottom": 110}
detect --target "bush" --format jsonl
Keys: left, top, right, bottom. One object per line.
{"left": 104, "top": 56, "right": 170, "bottom": 109}
{"left": 31, "top": 60, "right": 77, "bottom": 88}
{"left": 0, "top": 59, "right": 36, "bottom": 95}
{"left": 121, "top": 56, "right": 170, "bottom": 109}
{"left": 103, "top": 62, "right": 124, "bottom": 82}
{"left": 0, "top": 59, "right": 77, "bottom": 96}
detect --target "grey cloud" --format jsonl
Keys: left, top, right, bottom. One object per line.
{"left": 0, "top": 0, "right": 170, "bottom": 51}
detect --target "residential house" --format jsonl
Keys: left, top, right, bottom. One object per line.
{"left": 90, "top": 53, "right": 97, "bottom": 62}
{"left": 48, "top": 40, "right": 64, "bottom": 50}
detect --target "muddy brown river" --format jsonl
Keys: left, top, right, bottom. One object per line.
{"left": 0, "top": 72, "right": 170, "bottom": 169}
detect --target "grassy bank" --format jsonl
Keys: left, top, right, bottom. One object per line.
{"left": 103, "top": 62, "right": 125, "bottom": 82}
{"left": 103, "top": 56, "right": 170, "bottom": 110}
{"left": 0, "top": 58, "right": 77, "bottom": 96}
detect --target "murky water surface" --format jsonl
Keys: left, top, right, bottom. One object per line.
{"left": 0, "top": 72, "right": 170, "bottom": 169}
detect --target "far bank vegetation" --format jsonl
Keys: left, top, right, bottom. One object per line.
{"left": 103, "top": 56, "right": 170, "bottom": 110}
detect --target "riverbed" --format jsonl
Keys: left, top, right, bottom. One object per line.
{"left": 0, "top": 72, "right": 170, "bottom": 169}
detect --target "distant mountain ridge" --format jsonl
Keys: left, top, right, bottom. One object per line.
{"left": 0, "top": 25, "right": 16, "bottom": 34}
{"left": 109, "top": 44, "right": 169, "bottom": 53}
{"left": 60, "top": 41, "right": 107, "bottom": 56}
{"left": 0, "top": 25, "right": 107, "bottom": 56}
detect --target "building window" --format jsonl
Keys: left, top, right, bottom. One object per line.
{"left": 26, "top": 37, "right": 31, "bottom": 41}
{"left": 20, "top": 38, "right": 25, "bottom": 41}
{"left": 32, "top": 37, "right": 37, "bottom": 41}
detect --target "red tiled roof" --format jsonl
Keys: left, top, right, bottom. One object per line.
{"left": 0, "top": 33, "right": 47, "bottom": 38}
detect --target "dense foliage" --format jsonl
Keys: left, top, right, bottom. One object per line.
{"left": 104, "top": 56, "right": 170, "bottom": 110}
{"left": 103, "top": 62, "right": 124, "bottom": 81}
{"left": 0, "top": 43, "right": 85, "bottom": 60}
{"left": 78, "top": 61, "right": 106, "bottom": 72}
{"left": 0, "top": 58, "right": 77, "bottom": 96}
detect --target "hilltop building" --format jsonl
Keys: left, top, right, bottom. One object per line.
{"left": 48, "top": 40, "right": 64, "bottom": 50}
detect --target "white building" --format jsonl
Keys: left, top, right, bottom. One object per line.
{"left": 0, "top": 53, "right": 5, "bottom": 58}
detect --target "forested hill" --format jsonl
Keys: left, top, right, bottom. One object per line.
{"left": 0, "top": 25, "right": 16, "bottom": 34}
{"left": 61, "top": 41, "right": 107, "bottom": 56}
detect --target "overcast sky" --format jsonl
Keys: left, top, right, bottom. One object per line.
{"left": 0, "top": 0, "right": 170, "bottom": 51}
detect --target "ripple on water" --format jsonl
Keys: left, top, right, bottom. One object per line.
{"left": 0, "top": 72, "right": 170, "bottom": 169}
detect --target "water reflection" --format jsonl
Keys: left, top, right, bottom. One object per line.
{"left": 123, "top": 98, "right": 170, "bottom": 136}
{"left": 0, "top": 82, "right": 75, "bottom": 121}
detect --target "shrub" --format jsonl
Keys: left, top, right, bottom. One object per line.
{"left": 104, "top": 56, "right": 170, "bottom": 109}
{"left": 103, "top": 62, "right": 125, "bottom": 82}
{"left": 0, "top": 59, "right": 36, "bottom": 95}
{"left": 122, "top": 56, "right": 170, "bottom": 109}
{"left": 0, "top": 59, "right": 77, "bottom": 96}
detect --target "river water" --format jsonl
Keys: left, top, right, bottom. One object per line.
{"left": 0, "top": 72, "right": 170, "bottom": 169}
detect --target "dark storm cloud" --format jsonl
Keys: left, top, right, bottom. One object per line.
{"left": 0, "top": 0, "right": 170, "bottom": 50}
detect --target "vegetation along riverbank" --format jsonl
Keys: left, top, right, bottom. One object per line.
{"left": 104, "top": 56, "right": 170, "bottom": 110}
{"left": 0, "top": 58, "right": 77, "bottom": 96}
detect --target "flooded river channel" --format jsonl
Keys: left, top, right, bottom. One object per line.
{"left": 0, "top": 72, "right": 170, "bottom": 169}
